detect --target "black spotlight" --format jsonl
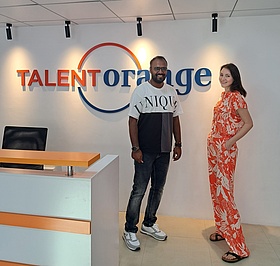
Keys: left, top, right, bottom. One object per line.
{"left": 6, "top": 23, "right": 12, "bottom": 40}
{"left": 137, "top": 17, "right": 142, "bottom": 37}
{"left": 65, "top": 21, "right": 71, "bottom": 38}
{"left": 212, "top": 13, "right": 218, "bottom": 33}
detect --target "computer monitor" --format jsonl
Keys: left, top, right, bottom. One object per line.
{"left": 0, "top": 126, "right": 48, "bottom": 170}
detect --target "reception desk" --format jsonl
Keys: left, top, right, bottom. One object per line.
{"left": 0, "top": 151, "right": 119, "bottom": 266}
{"left": 0, "top": 149, "right": 101, "bottom": 176}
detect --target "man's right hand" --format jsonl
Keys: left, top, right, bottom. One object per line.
{"left": 131, "top": 150, "right": 143, "bottom": 163}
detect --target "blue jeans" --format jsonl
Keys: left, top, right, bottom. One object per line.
{"left": 125, "top": 152, "right": 170, "bottom": 233}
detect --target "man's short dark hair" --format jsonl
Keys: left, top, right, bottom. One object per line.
{"left": 150, "top": 56, "right": 168, "bottom": 67}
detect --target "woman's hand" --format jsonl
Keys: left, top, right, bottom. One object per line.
{"left": 225, "top": 139, "right": 235, "bottom": 150}
{"left": 225, "top": 108, "right": 253, "bottom": 150}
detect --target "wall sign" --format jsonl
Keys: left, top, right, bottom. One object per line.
{"left": 17, "top": 42, "right": 212, "bottom": 113}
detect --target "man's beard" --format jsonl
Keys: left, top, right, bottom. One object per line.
{"left": 151, "top": 73, "right": 166, "bottom": 84}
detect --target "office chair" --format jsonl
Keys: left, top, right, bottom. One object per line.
{"left": 0, "top": 126, "right": 48, "bottom": 170}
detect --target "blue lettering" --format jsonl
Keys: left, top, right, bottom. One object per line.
{"left": 121, "top": 70, "right": 135, "bottom": 87}
{"left": 137, "top": 70, "right": 149, "bottom": 86}
{"left": 94, "top": 67, "right": 211, "bottom": 94}
{"left": 175, "top": 68, "right": 194, "bottom": 95}
{"left": 103, "top": 69, "right": 119, "bottom": 86}
{"left": 165, "top": 70, "right": 173, "bottom": 87}
{"left": 195, "top": 68, "right": 211, "bottom": 86}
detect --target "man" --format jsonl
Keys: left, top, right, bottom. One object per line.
{"left": 123, "top": 56, "right": 183, "bottom": 251}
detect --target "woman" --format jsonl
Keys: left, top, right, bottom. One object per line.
{"left": 207, "top": 63, "right": 253, "bottom": 263}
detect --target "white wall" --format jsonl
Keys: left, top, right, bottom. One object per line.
{"left": 0, "top": 14, "right": 279, "bottom": 226}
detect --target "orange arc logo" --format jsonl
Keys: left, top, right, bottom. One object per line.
{"left": 77, "top": 42, "right": 142, "bottom": 113}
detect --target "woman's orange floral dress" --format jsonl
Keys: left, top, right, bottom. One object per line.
{"left": 207, "top": 91, "right": 250, "bottom": 257}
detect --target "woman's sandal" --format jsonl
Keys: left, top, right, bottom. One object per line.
{"left": 222, "top": 251, "right": 248, "bottom": 263}
{"left": 209, "top": 233, "right": 225, "bottom": 241}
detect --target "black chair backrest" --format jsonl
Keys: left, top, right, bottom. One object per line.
{"left": 1, "top": 126, "right": 48, "bottom": 170}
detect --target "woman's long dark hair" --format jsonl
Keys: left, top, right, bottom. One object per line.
{"left": 221, "top": 63, "right": 247, "bottom": 97}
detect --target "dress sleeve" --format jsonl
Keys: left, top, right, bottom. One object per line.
{"left": 231, "top": 92, "right": 247, "bottom": 111}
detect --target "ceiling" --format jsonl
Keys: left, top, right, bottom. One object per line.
{"left": 0, "top": 0, "right": 280, "bottom": 28}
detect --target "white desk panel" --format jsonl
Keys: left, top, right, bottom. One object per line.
{"left": 87, "top": 154, "right": 119, "bottom": 266}
{"left": 0, "top": 155, "right": 119, "bottom": 266}
{"left": 0, "top": 225, "right": 91, "bottom": 266}
{"left": 0, "top": 171, "right": 91, "bottom": 220}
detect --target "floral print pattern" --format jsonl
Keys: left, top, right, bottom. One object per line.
{"left": 207, "top": 91, "right": 250, "bottom": 257}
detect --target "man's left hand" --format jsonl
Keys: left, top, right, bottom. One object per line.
{"left": 173, "top": 146, "right": 182, "bottom": 161}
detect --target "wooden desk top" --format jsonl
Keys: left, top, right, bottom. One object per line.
{"left": 0, "top": 149, "right": 100, "bottom": 168}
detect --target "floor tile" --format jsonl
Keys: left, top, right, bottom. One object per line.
{"left": 158, "top": 215, "right": 206, "bottom": 239}
{"left": 243, "top": 243, "right": 280, "bottom": 266}
{"left": 119, "top": 212, "right": 280, "bottom": 266}
{"left": 271, "top": 244, "right": 280, "bottom": 259}
{"left": 243, "top": 223, "right": 270, "bottom": 244}
{"left": 262, "top": 225, "right": 280, "bottom": 244}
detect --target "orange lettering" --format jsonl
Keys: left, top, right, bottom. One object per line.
{"left": 28, "top": 70, "right": 43, "bottom": 86}
{"left": 87, "top": 70, "right": 101, "bottom": 86}
{"left": 45, "top": 70, "right": 56, "bottom": 86}
{"left": 17, "top": 70, "right": 30, "bottom": 86}
{"left": 71, "top": 70, "right": 86, "bottom": 87}
{"left": 57, "top": 70, "right": 69, "bottom": 86}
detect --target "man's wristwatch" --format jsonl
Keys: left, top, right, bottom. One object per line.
{"left": 174, "top": 142, "right": 182, "bottom": 148}
{"left": 131, "top": 146, "right": 140, "bottom": 152}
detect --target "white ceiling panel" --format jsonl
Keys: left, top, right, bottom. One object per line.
{"left": 0, "top": 0, "right": 279, "bottom": 28}
{"left": 73, "top": 17, "right": 122, "bottom": 24}
{"left": 175, "top": 11, "right": 232, "bottom": 20}
{"left": 170, "top": 0, "right": 237, "bottom": 14}
{"left": 34, "top": 0, "right": 99, "bottom": 3}
{"left": 45, "top": 2, "right": 115, "bottom": 21}
{"left": 0, "top": 0, "right": 34, "bottom": 7}
{"left": 235, "top": 0, "right": 280, "bottom": 10}
{"left": 232, "top": 8, "right": 280, "bottom": 17}
{"left": 20, "top": 20, "right": 65, "bottom": 27}
{"left": 104, "top": 0, "right": 172, "bottom": 17}
{"left": 0, "top": 5, "right": 62, "bottom": 22}
{"left": 0, "top": 14, "right": 15, "bottom": 23}
{"left": 122, "top": 14, "right": 175, "bottom": 23}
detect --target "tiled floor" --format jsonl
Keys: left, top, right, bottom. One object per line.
{"left": 119, "top": 212, "right": 280, "bottom": 266}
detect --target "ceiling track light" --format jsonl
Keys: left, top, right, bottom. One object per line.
{"left": 65, "top": 20, "right": 71, "bottom": 38}
{"left": 6, "top": 23, "right": 12, "bottom": 40}
{"left": 212, "top": 13, "right": 218, "bottom": 33}
{"left": 137, "top": 17, "right": 142, "bottom": 37}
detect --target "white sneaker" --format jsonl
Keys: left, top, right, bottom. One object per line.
{"left": 140, "top": 224, "right": 167, "bottom": 241}
{"left": 122, "top": 230, "right": 141, "bottom": 251}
